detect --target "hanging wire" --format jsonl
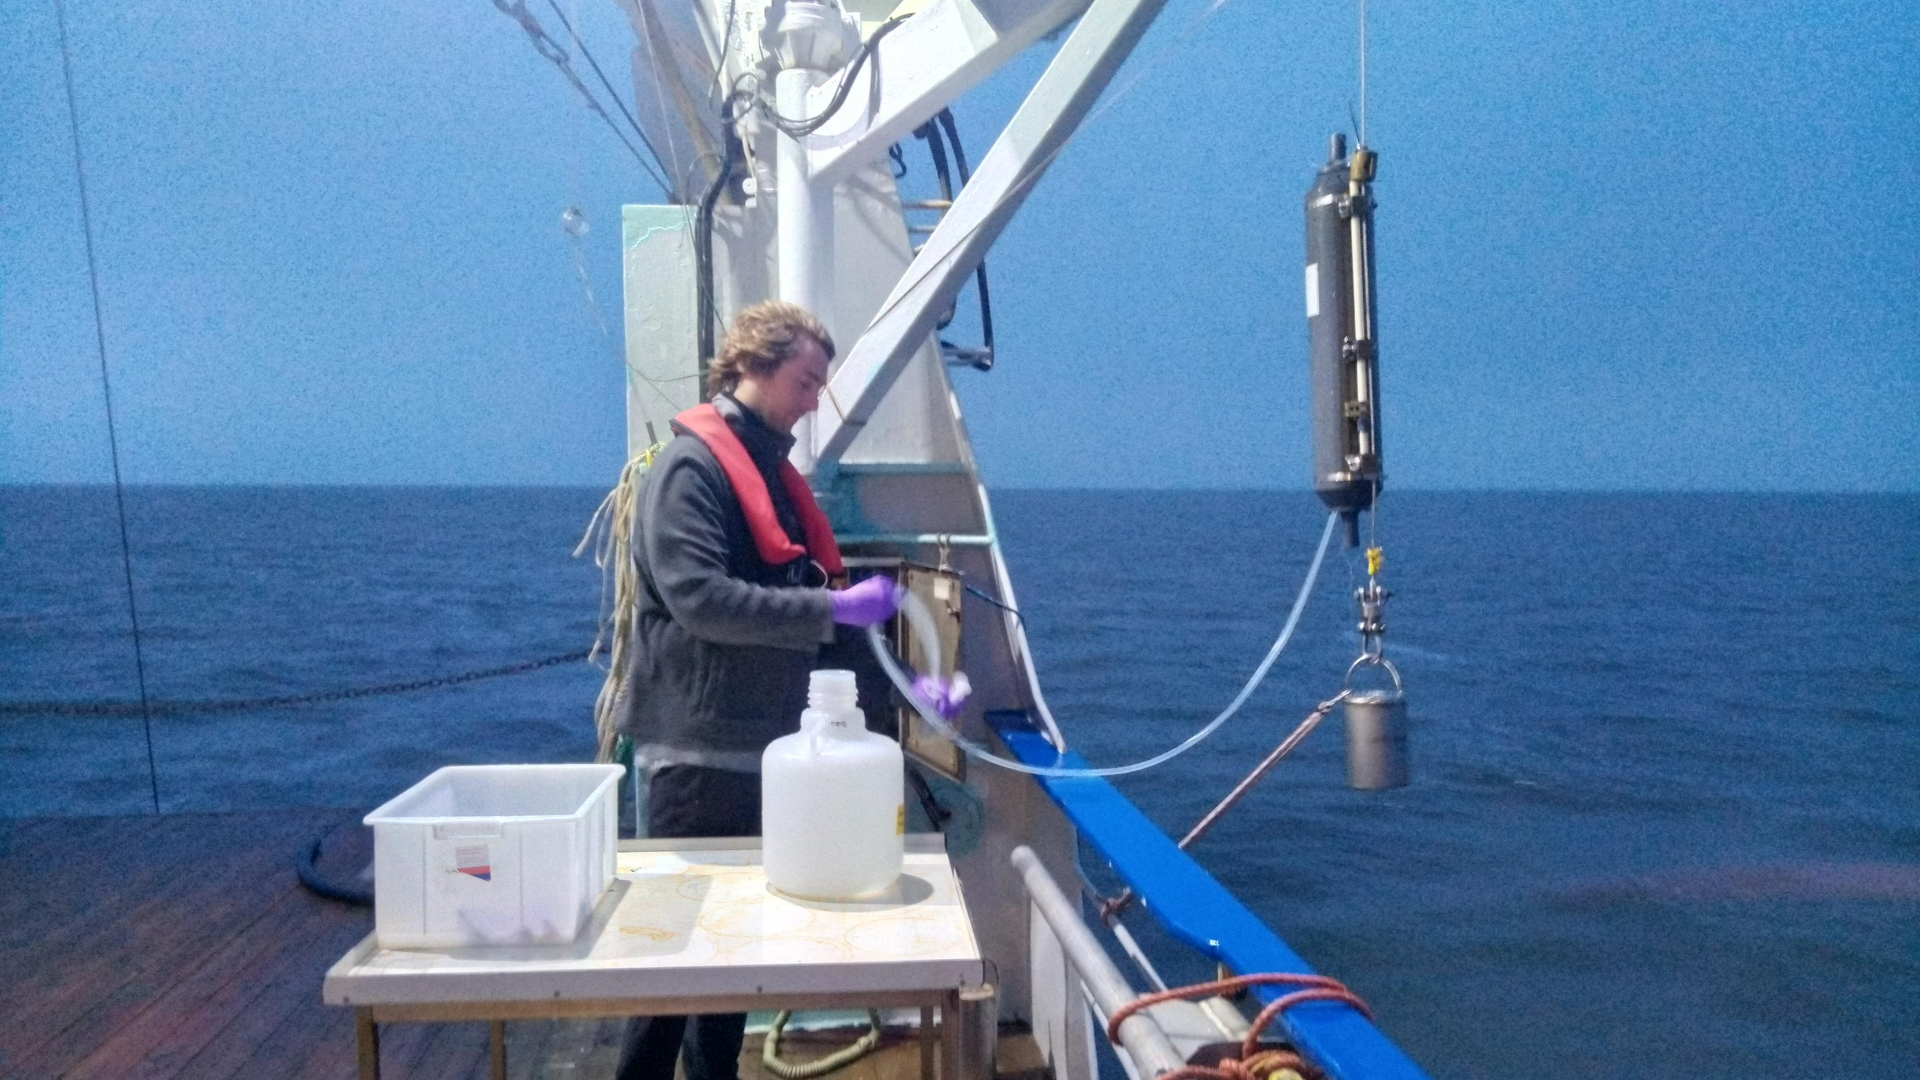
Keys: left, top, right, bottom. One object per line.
{"left": 1362, "top": 0, "right": 1383, "bottom": 617}
{"left": 560, "top": 210, "right": 683, "bottom": 429}
{"left": 53, "top": 0, "right": 161, "bottom": 815}
{"left": 547, "top": 6, "right": 671, "bottom": 467}
{"left": 631, "top": 0, "right": 693, "bottom": 195}
{"left": 1369, "top": 478, "right": 1379, "bottom": 561}
{"left": 541, "top": 0, "right": 667, "bottom": 167}
{"left": 1358, "top": 0, "right": 1368, "bottom": 145}
{"left": 707, "top": 0, "right": 739, "bottom": 104}
{"left": 490, "top": 0, "right": 673, "bottom": 194}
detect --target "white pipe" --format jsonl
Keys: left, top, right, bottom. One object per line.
{"left": 776, "top": 66, "right": 835, "bottom": 473}
{"left": 1011, "top": 846, "right": 1184, "bottom": 1079}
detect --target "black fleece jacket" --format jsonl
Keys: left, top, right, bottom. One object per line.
{"left": 616, "top": 395, "right": 836, "bottom": 761}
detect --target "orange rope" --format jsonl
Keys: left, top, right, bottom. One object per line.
{"left": 1104, "top": 973, "right": 1373, "bottom": 1080}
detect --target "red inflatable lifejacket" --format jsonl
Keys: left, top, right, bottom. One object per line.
{"left": 673, "top": 403, "right": 845, "bottom": 577}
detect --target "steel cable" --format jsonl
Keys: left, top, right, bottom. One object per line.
{"left": 53, "top": 0, "right": 160, "bottom": 813}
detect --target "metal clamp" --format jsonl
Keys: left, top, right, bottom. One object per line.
{"left": 1353, "top": 581, "right": 1391, "bottom": 660}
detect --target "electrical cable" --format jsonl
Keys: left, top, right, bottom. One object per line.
{"left": 867, "top": 512, "right": 1339, "bottom": 778}
{"left": 695, "top": 127, "right": 743, "bottom": 381}
{"left": 707, "top": 0, "right": 740, "bottom": 104}
{"left": 962, "top": 581, "right": 1024, "bottom": 634}
{"left": 935, "top": 110, "right": 971, "bottom": 182}
{"left": 690, "top": 69, "right": 764, "bottom": 386}
{"left": 911, "top": 116, "right": 958, "bottom": 333}
{"left": 915, "top": 116, "right": 954, "bottom": 200}
{"left": 53, "top": 0, "right": 160, "bottom": 816}
{"left": 935, "top": 109, "right": 994, "bottom": 368}
{"left": 765, "top": 17, "right": 908, "bottom": 137}
{"left": 909, "top": 113, "right": 992, "bottom": 366}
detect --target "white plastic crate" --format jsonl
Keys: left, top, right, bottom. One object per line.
{"left": 365, "top": 764, "right": 623, "bottom": 949}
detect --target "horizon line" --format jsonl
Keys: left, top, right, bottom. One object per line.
{"left": 2, "top": 482, "right": 1915, "bottom": 496}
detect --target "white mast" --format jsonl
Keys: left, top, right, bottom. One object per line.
{"left": 767, "top": 0, "right": 860, "bottom": 471}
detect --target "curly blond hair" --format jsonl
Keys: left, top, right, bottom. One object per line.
{"left": 707, "top": 301, "right": 835, "bottom": 396}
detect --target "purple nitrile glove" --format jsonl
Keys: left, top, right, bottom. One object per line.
{"left": 830, "top": 576, "right": 905, "bottom": 627}
{"left": 911, "top": 673, "right": 971, "bottom": 720}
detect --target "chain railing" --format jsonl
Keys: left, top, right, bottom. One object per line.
{"left": 0, "top": 650, "right": 592, "bottom": 716}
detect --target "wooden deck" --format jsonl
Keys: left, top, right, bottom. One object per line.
{"left": 0, "top": 813, "right": 1046, "bottom": 1080}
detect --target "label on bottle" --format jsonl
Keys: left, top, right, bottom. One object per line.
{"left": 896, "top": 803, "right": 906, "bottom": 835}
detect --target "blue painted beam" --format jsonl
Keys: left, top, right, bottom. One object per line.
{"left": 995, "top": 719, "right": 1431, "bottom": 1080}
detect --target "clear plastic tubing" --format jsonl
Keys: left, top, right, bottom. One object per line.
{"left": 867, "top": 510, "right": 1339, "bottom": 778}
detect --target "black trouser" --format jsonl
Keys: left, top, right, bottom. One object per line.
{"left": 615, "top": 765, "right": 762, "bottom": 1080}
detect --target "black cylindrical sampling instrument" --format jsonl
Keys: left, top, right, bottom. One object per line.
{"left": 1303, "top": 132, "right": 1382, "bottom": 548}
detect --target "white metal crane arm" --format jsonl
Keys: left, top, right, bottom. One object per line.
{"left": 803, "top": 0, "right": 1091, "bottom": 186}
{"left": 812, "top": 0, "right": 1172, "bottom": 468}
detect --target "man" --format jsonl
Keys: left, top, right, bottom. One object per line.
{"left": 613, "top": 301, "right": 907, "bottom": 1080}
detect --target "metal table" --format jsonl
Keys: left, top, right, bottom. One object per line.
{"left": 324, "top": 835, "right": 984, "bottom": 1080}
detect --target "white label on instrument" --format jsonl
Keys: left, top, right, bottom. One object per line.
{"left": 1305, "top": 263, "right": 1320, "bottom": 318}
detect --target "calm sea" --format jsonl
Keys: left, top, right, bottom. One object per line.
{"left": 3, "top": 487, "right": 1916, "bottom": 1078}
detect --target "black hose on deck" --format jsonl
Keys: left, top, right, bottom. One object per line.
{"left": 298, "top": 834, "right": 373, "bottom": 906}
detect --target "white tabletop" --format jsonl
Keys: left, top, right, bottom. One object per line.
{"left": 324, "top": 835, "right": 983, "bottom": 1007}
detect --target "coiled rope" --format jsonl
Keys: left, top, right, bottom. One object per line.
{"left": 760, "top": 1010, "right": 884, "bottom": 1079}
{"left": 1105, "top": 973, "right": 1372, "bottom": 1080}
{"left": 575, "top": 446, "right": 661, "bottom": 762}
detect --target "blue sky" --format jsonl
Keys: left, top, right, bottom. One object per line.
{"left": 3, "top": 0, "right": 1915, "bottom": 490}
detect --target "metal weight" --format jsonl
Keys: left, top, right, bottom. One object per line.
{"left": 1343, "top": 689, "right": 1408, "bottom": 790}
{"left": 1342, "top": 655, "right": 1407, "bottom": 790}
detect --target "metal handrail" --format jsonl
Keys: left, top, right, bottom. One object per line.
{"left": 998, "top": 724, "right": 1432, "bottom": 1080}
{"left": 1009, "top": 846, "right": 1184, "bottom": 1079}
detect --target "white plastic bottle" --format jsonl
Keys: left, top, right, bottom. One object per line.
{"left": 761, "top": 670, "right": 905, "bottom": 900}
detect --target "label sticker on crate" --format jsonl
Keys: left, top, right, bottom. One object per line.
{"left": 455, "top": 844, "right": 493, "bottom": 881}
